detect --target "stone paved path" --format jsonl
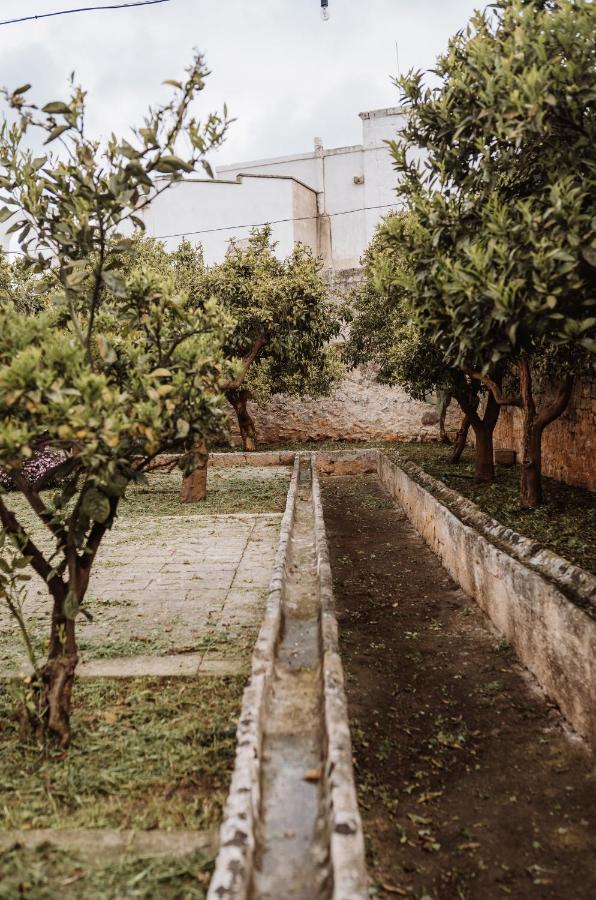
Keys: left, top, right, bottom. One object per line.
{"left": 0, "top": 469, "right": 289, "bottom": 674}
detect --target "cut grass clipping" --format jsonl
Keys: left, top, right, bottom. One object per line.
{"left": 0, "top": 677, "right": 243, "bottom": 831}
{"left": 0, "top": 845, "right": 214, "bottom": 900}
{"left": 393, "top": 443, "right": 596, "bottom": 574}
{"left": 1, "top": 468, "right": 290, "bottom": 535}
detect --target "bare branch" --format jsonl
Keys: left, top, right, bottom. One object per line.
{"left": 465, "top": 369, "right": 521, "bottom": 407}
{"left": 0, "top": 494, "right": 59, "bottom": 586}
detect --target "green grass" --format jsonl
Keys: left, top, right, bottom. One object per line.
{"left": 0, "top": 844, "right": 214, "bottom": 900}
{"left": 1, "top": 468, "right": 290, "bottom": 534}
{"left": 0, "top": 677, "right": 243, "bottom": 831}
{"left": 213, "top": 439, "right": 395, "bottom": 453}
{"left": 393, "top": 443, "right": 595, "bottom": 574}
{"left": 120, "top": 469, "right": 290, "bottom": 518}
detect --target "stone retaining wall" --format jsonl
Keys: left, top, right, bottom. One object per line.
{"left": 374, "top": 451, "right": 596, "bottom": 746}
{"left": 312, "top": 461, "right": 368, "bottom": 899}
{"left": 242, "top": 367, "right": 461, "bottom": 445}
{"left": 207, "top": 456, "right": 300, "bottom": 899}
{"left": 492, "top": 377, "right": 595, "bottom": 491}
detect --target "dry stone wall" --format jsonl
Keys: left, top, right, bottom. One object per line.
{"left": 493, "top": 377, "right": 595, "bottom": 491}
{"left": 241, "top": 267, "right": 461, "bottom": 445}
{"left": 246, "top": 366, "right": 461, "bottom": 444}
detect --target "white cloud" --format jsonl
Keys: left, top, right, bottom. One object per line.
{"left": 0, "top": 0, "right": 485, "bottom": 164}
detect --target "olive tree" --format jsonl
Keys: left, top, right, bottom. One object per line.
{"left": 0, "top": 56, "right": 232, "bottom": 745}
{"left": 389, "top": 0, "right": 595, "bottom": 507}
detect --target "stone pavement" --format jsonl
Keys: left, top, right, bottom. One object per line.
{"left": 0, "top": 468, "right": 289, "bottom": 675}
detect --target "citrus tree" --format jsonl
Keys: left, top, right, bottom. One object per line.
{"left": 348, "top": 213, "right": 503, "bottom": 480}
{"left": 389, "top": 0, "right": 595, "bottom": 507}
{"left": 0, "top": 56, "right": 232, "bottom": 745}
{"left": 204, "top": 226, "right": 342, "bottom": 452}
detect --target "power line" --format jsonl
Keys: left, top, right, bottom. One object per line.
{"left": 153, "top": 203, "right": 399, "bottom": 240}
{"left": 0, "top": 0, "right": 171, "bottom": 27}
{"left": 0, "top": 203, "right": 400, "bottom": 254}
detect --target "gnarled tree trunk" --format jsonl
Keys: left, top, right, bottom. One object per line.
{"left": 451, "top": 413, "right": 471, "bottom": 463}
{"left": 181, "top": 441, "right": 209, "bottom": 502}
{"left": 33, "top": 580, "right": 79, "bottom": 748}
{"left": 456, "top": 381, "right": 500, "bottom": 484}
{"left": 436, "top": 391, "right": 452, "bottom": 443}
{"left": 518, "top": 359, "right": 574, "bottom": 510}
{"left": 227, "top": 389, "right": 257, "bottom": 451}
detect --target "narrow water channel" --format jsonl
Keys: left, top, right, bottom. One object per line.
{"left": 321, "top": 474, "right": 595, "bottom": 900}
{"left": 251, "top": 460, "right": 329, "bottom": 900}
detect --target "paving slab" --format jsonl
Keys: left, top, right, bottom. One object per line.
{"left": 0, "top": 511, "right": 282, "bottom": 673}
{"left": 0, "top": 828, "right": 218, "bottom": 860}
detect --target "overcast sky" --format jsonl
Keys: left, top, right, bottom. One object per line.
{"left": 0, "top": 0, "right": 486, "bottom": 167}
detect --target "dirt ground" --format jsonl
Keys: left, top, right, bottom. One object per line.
{"left": 321, "top": 475, "right": 596, "bottom": 900}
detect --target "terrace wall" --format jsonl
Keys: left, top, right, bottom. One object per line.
{"left": 493, "top": 377, "right": 595, "bottom": 491}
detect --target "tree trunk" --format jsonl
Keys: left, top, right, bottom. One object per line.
{"left": 228, "top": 389, "right": 257, "bottom": 451}
{"left": 520, "top": 420, "right": 543, "bottom": 509}
{"left": 454, "top": 380, "right": 499, "bottom": 483}
{"left": 471, "top": 422, "right": 495, "bottom": 483}
{"left": 438, "top": 393, "right": 451, "bottom": 444}
{"left": 451, "top": 413, "right": 470, "bottom": 463}
{"left": 181, "top": 441, "right": 209, "bottom": 502}
{"left": 518, "top": 358, "right": 543, "bottom": 510}
{"left": 32, "top": 582, "right": 78, "bottom": 748}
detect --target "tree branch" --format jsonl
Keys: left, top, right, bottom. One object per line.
{"left": 11, "top": 473, "right": 68, "bottom": 549}
{"left": 0, "top": 494, "right": 59, "bottom": 586}
{"left": 536, "top": 374, "right": 574, "bottom": 430}
{"left": 222, "top": 336, "right": 266, "bottom": 391}
{"left": 465, "top": 369, "right": 521, "bottom": 407}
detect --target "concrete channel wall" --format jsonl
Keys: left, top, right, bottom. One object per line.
{"left": 312, "top": 462, "right": 368, "bottom": 899}
{"left": 208, "top": 455, "right": 367, "bottom": 899}
{"left": 207, "top": 456, "right": 300, "bottom": 899}
{"left": 374, "top": 451, "right": 596, "bottom": 747}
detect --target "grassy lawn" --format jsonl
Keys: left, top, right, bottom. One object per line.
{"left": 0, "top": 845, "right": 214, "bottom": 900}
{"left": 1, "top": 467, "right": 290, "bottom": 535}
{"left": 392, "top": 443, "right": 595, "bottom": 574}
{"left": 0, "top": 676, "right": 243, "bottom": 831}
{"left": 120, "top": 469, "right": 290, "bottom": 518}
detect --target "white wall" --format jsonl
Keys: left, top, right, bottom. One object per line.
{"left": 139, "top": 175, "right": 307, "bottom": 264}
{"left": 0, "top": 107, "right": 406, "bottom": 271}
{"left": 214, "top": 106, "right": 405, "bottom": 270}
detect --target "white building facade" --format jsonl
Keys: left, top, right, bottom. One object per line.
{"left": 140, "top": 106, "right": 405, "bottom": 271}
{"left": 0, "top": 107, "right": 404, "bottom": 271}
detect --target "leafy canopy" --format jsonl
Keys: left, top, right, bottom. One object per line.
{"left": 388, "top": 0, "right": 596, "bottom": 373}
{"left": 0, "top": 55, "right": 232, "bottom": 625}
{"left": 203, "top": 226, "right": 342, "bottom": 400}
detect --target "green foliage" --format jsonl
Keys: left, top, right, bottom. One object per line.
{"left": 205, "top": 226, "right": 342, "bottom": 400}
{"left": 388, "top": 0, "right": 595, "bottom": 372}
{"left": 0, "top": 55, "right": 233, "bottom": 729}
{"left": 347, "top": 213, "right": 460, "bottom": 402}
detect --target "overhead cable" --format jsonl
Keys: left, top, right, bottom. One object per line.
{"left": 152, "top": 203, "right": 399, "bottom": 240}
{"left": 1, "top": 203, "right": 400, "bottom": 254}
{"left": 0, "top": 0, "right": 171, "bottom": 27}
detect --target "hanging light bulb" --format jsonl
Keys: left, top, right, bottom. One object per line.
{"left": 321, "top": 0, "right": 330, "bottom": 21}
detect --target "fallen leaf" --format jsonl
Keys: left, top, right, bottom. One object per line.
{"left": 381, "top": 884, "right": 408, "bottom": 896}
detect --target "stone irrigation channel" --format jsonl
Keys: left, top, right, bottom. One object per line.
{"left": 1, "top": 451, "right": 595, "bottom": 900}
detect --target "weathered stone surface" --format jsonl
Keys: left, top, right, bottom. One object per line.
{"left": 315, "top": 449, "right": 379, "bottom": 476}
{"left": 492, "top": 376, "right": 595, "bottom": 490}
{"left": 0, "top": 829, "right": 218, "bottom": 860}
{"left": 241, "top": 367, "right": 461, "bottom": 445}
{"left": 376, "top": 451, "right": 596, "bottom": 746}
{"left": 0, "top": 509, "right": 283, "bottom": 674}
{"left": 312, "top": 464, "right": 368, "bottom": 899}
{"left": 209, "top": 456, "right": 367, "bottom": 899}
{"left": 208, "top": 457, "right": 300, "bottom": 900}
